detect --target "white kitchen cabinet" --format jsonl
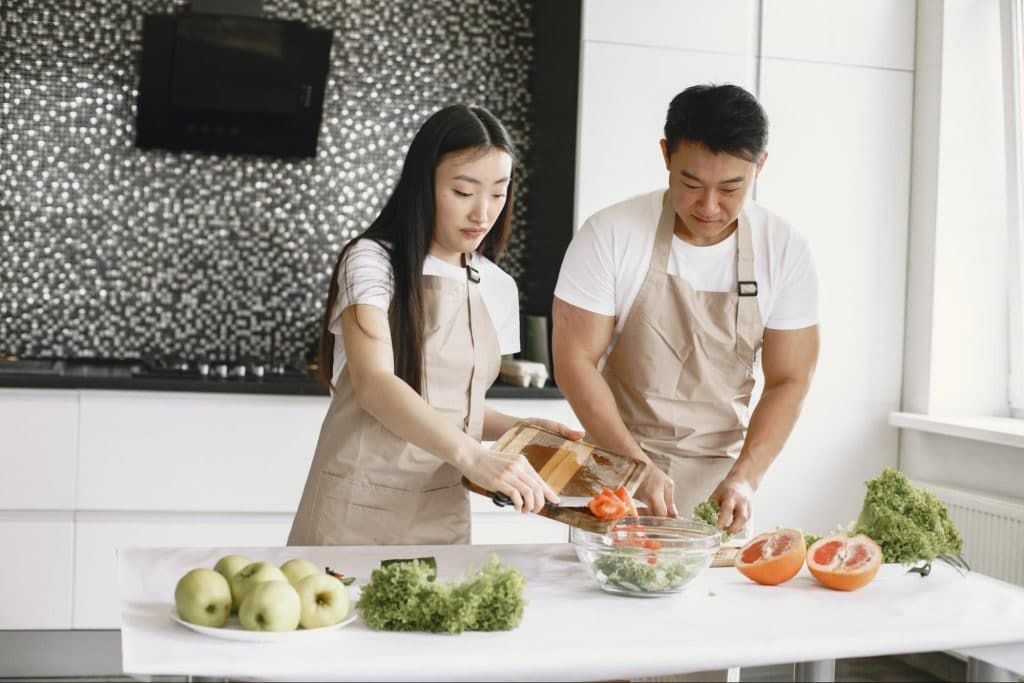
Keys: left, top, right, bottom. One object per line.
{"left": 487, "top": 398, "right": 581, "bottom": 433}
{"left": 76, "top": 390, "right": 328, "bottom": 513}
{"left": 582, "top": 0, "right": 758, "bottom": 55}
{"left": 756, "top": 58, "right": 913, "bottom": 407}
{"left": 73, "top": 511, "right": 293, "bottom": 628}
{"left": 471, "top": 509, "right": 571, "bottom": 545}
{"left": 575, "top": 40, "right": 757, "bottom": 228}
{"left": 762, "top": 0, "right": 916, "bottom": 70}
{"left": 0, "top": 389, "right": 78, "bottom": 510}
{"left": 0, "top": 512, "right": 75, "bottom": 628}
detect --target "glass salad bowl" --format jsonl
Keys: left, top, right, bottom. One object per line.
{"left": 572, "top": 516, "right": 722, "bottom": 597}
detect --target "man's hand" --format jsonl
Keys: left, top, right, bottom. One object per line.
{"left": 633, "top": 465, "right": 677, "bottom": 518}
{"left": 709, "top": 475, "right": 756, "bottom": 535}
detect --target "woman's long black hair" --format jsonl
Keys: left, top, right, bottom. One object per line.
{"left": 317, "top": 105, "right": 517, "bottom": 393}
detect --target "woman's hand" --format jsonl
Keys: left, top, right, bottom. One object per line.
{"left": 514, "top": 417, "right": 585, "bottom": 442}
{"left": 633, "top": 465, "right": 677, "bottom": 518}
{"left": 460, "top": 444, "right": 560, "bottom": 514}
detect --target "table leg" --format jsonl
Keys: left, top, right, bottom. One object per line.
{"left": 793, "top": 659, "right": 836, "bottom": 683}
{"left": 966, "top": 657, "right": 1019, "bottom": 682}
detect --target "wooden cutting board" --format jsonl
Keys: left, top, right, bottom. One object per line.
{"left": 462, "top": 424, "right": 649, "bottom": 533}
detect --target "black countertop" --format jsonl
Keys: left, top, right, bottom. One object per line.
{"left": 0, "top": 359, "right": 565, "bottom": 399}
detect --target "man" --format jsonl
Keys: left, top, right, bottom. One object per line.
{"left": 553, "top": 84, "right": 819, "bottom": 535}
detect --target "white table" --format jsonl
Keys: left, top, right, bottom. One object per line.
{"left": 118, "top": 543, "right": 1024, "bottom": 682}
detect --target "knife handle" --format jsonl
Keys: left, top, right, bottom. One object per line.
{"left": 492, "top": 491, "right": 514, "bottom": 507}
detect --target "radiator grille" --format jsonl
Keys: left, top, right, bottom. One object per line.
{"left": 914, "top": 479, "right": 1024, "bottom": 586}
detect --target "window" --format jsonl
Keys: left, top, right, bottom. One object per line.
{"left": 1002, "top": 0, "right": 1024, "bottom": 417}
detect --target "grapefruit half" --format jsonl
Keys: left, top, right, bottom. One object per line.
{"left": 735, "top": 528, "right": 806, "bottom": 585}
{"left": 806, "top": 534, "right": 882, "bottom": 591}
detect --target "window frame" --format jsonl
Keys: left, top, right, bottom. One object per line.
{"left": 1002, "top": 0, "right": 1024, "bottom": 418}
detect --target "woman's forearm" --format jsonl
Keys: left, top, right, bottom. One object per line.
{"left": 354, "top": 372, "right": 480, "bottom": 470}
{"left": 482, "top": 406, "right": 519, "bottom": 441}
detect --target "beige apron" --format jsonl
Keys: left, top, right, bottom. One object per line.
{"left": 288, "top": 255, "right": 500, "bottom": 546}
{"left": 602, "top": 195, "right": 765, "bottom": 518}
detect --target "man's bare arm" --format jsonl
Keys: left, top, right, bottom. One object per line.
{"left": 712, "top": 325, "right": 820, "bottom": 533}
{"left": 552, "top": 297, "right": 678, "bottom": 516}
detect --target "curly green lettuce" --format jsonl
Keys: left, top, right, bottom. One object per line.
{"left": 355, "top": 555, "right": 525, "bottom": 633}
{"left": 853, "top": 468, "right": 968, "bottom": 576}
{"left": 692, "top": 499, "right": 732, "bottom": 542}
{"left": 592, "top": 553, "right": 701, "bottom": 593}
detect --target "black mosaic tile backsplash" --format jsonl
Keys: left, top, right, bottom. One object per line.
{"left": 0, "top": 0, "right": 534, "bottom": 362}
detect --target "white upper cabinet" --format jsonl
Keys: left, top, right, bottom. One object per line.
{"left": 756, "top": 58, "right": 914, "bottom": 405}
{"left": 762, "top": 0, "right": 916, "bottom": 70}
{"left": 0, "top": 390, "right": 78, "bottom": 509}
{"left": 575, "top": 42, "right": 756, "bottom": 227}
{"left": 583, "top": 0, "right": 759, "bottom": 55}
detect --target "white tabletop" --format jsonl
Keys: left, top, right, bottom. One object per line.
{"left": 118, "top": 543, "right": 1024, "bottom": 682}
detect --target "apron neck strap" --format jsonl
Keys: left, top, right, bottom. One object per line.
{"left": 652, "top": 194, "right": 676, "bottom": 274}
{"left": 461, "top": 251, "right": 481, "bottom": 284}
{"left": 655, "top": 194, "right": 756, "bottom": 292}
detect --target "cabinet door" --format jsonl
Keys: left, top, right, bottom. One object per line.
{"left": 470, "top": 503, "right": 570, "bottom": 545}
{"left": 77, "top": 391, "right": 329, "bottom": 513}
{"left": 0, "top": 513, "right": 74, "bottom": 628}
{"left": 74, "top": 512, "right": 294, "bottom": 629}
{"left": 0, "top": 390, "right": 78, "bottom": 510}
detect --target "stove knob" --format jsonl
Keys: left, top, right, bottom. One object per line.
{"left": 213, "top": 364, "right": 228, "bottom": 379}
{"left": 251, "top": 364, "right": 266, "bottom": 378}
{"left": 230, "top": 364, "right": 247, "bottom": 379}
{"left": 197, "top": 362, "right": 210, "bottom": 377}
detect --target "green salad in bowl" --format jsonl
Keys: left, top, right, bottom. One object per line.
{"left": 572, "top": 517, "right": 721, "bottom": 597}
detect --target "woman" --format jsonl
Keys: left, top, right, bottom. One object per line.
{"left": 288, "top": 105, "right": 582, "bottom": 546}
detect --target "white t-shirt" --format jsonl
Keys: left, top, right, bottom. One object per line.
{"left": 329, "top": 239, "right": 521, "bottom": 384}
{"left": 554, "top": 190, "right": 818, "bottom": 363}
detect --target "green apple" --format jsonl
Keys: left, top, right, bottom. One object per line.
{"left": 174, "top": 568, "right": 231, "bottom": 627}
{"left": 228, "top": 561, "right": 288, "bottom": 612}
{"left": 295, "top": 573, "right": 350, "bottom": 629}
{"left": 280, "top": 558, "right": 320, "bottom": 587}
{"left": 238, "top": 580, "right": 301, "bottom": 632}
{"left": 213, "top": 554, "right": 253, "bottom": 583}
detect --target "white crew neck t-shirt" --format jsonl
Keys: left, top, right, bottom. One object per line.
{"left": 554, "top": 190, "right": 818, "bottom": 365}
{"left": 329, "top": 238, "right": 520, "bottom": 384}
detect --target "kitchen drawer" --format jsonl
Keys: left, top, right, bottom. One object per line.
{"left": 73, "top": 512, "right": 293, "bottom": 629}
{"left": 76, "top": 391, "right": 328, "bottom": 512}
{"left": 0, "top": 390, "right": 78, "bottom": 510}
{"left": 0, "top": 512, "right": 74, "bottom": 629}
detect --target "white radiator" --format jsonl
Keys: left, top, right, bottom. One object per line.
{"left": 913, "top": 479, "right": 1024, "bottom": 586}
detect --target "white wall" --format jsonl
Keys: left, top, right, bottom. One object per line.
{"left": 575, "top": 0, "right": 916, "bottom": 533}
{"left": 899, "top": 0, "right": 1021, "bottom": 500}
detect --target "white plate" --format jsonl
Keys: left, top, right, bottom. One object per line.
{"left": 171, "top": 608, "right": 357, "bottom": 642}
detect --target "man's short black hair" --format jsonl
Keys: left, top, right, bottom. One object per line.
{"left": 663, "top": 84, "right": 768, "bottom": 162}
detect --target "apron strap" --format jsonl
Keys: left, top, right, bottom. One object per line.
{"left": 462, "top": 252, "right": 481, "bottom": 434}
{"left": 735, "top": 213, "right": 759, "bottom": 362}
{"left": 651, "top": 193, "right": 676, "bottom": 274}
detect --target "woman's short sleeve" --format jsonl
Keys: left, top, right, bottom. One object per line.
{"left": 327, "top": 239, "right": 394, "bottom": 335}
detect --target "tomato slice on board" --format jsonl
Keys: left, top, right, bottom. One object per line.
{"left": 613, "top": 486, "right": 639, "bottom": 516}
{"left": 587, "top": 495, "right": 628, "bottom": 520}
{"left": 587, "top": 488, "right": 630, "bottom": 520}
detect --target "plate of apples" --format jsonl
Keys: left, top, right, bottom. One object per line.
{"left": 171, "top": 554, "right": 357, "bottom": 642}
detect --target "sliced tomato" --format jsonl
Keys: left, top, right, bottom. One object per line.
{"left": 587, "top": 488, "right": 630, "bottom": 520}
{"left": 613, "top": 486, "right": 639, "bottom": 516}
